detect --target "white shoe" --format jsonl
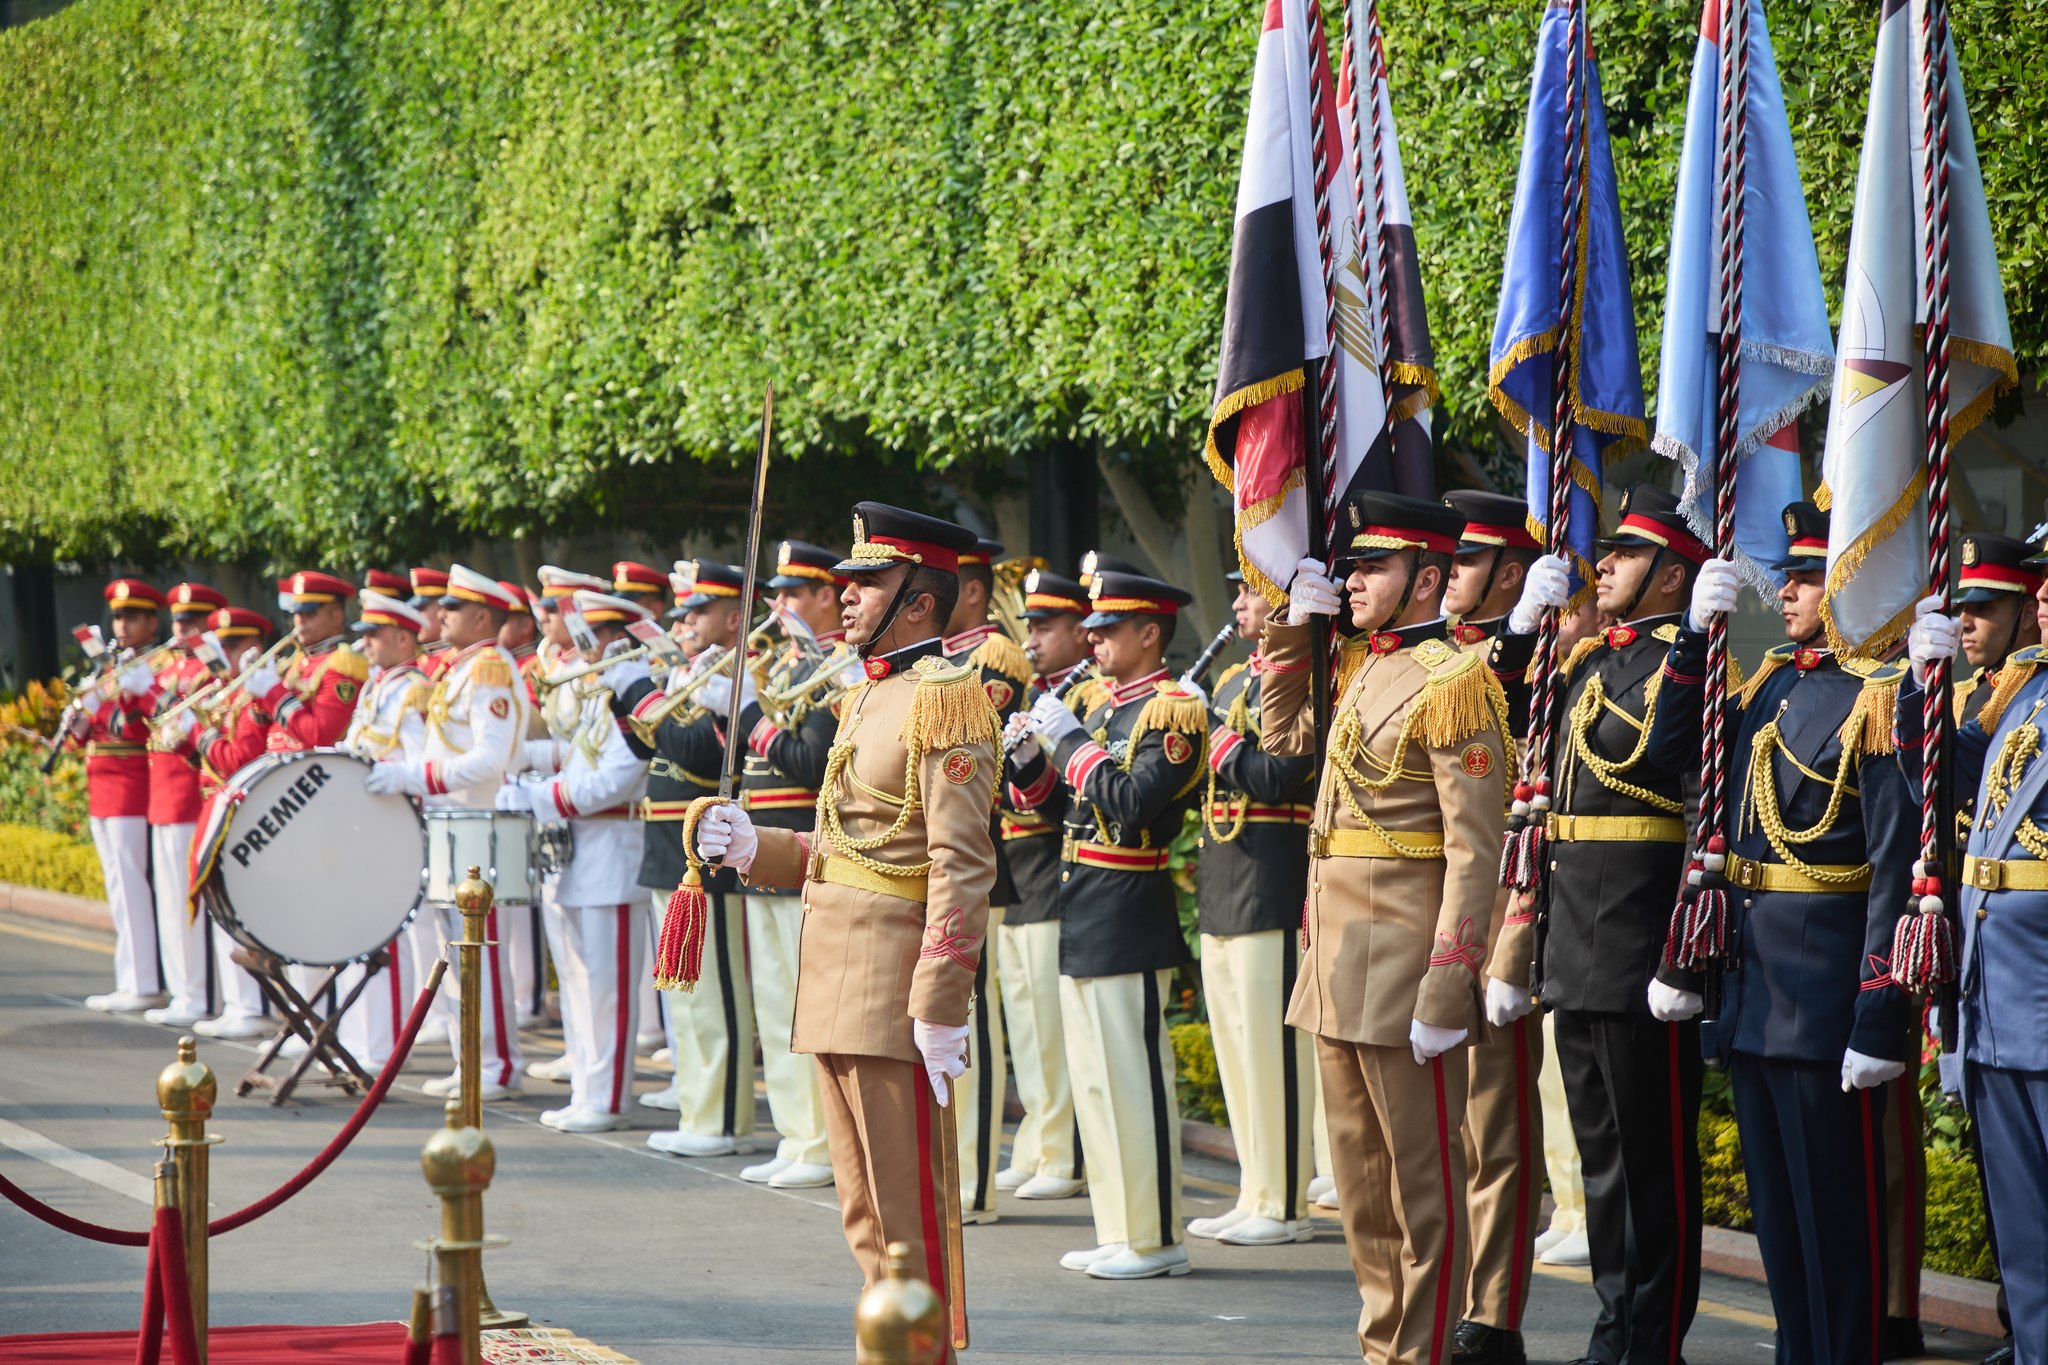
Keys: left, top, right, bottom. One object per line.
{"left": 1306, "top": 1175, "right": 1335, "bottom": 1202}
{"left": 767, "top": 1162, "right": 835, "bottom": 1189}
{"left": 1187, "top": 1207, "right": 1251, "bottom": 1239}
{"left": 525, "top": 1056, "right": 573, "bottom": 1083}
{"left": 1314, "top": 1185, "right": 1340, "bottom": 1211}
{"left": 648, "top": 1046, "right": 673, "bottom": 1065}
{"left": 144, "top": 1005, "right": 206, "bottom": 1027}
{"left": 421, "top": 1074, "right": 520, "bottom": 1102}
{"left": 1532, "top": 1224, "right": 1569, "bottom": 1257}
{"left": 421, "top": 1073, "right": 463, "bottom": 1097}
{"left": 1015, "top": 1173, "right": 1086, "bottom": 1200}
{"left": 193, "top": 1013, "right": 269, "bottom": 1040}
{"left": 636, "top": 1087, "right": 682, "bottom": 1111}
{"left": 636, "top": 1034, "right": 666, "bottom": 1055}
{"left": 1086, "top": 1244, "right": 1191, "bottom": 1280}
{"left": 277, "top": 1035, "right": 310, "bottom": 1060}
{"left": 994, "top": 1166, "right": 1033, "bottom": 1193}
{"left": 741, "top": 1156, "right": 792, "bottom": 1184}
{"left": 1059, "top": 1243, "right": 1127, "bottom": 1272}
{"left": 961, "top": 1203, "right": 999, "bottom": 1226}
{"left": 1217, "top": 1216, "right": 1312, "bottom": 1246}
{"left": 548, "top": 1108, "right": 630, "bottom": 1134}
{"left": 86, "top": 992, "right": 162, "bottom": 1013}
{"left": 1539, "top": 1230, "right": 1590, "bottom": 1266}
{"left": 645, "top": 1130, "right": 737, "bottom": 1157}
{"left": 540, "top": 1106, "right": 575, "bottom": 1128}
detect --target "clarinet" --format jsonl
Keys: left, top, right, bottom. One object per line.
{"left": 1002, "top": 663, "right": 1101, "bottom": 760}
{"left": 1179, "top": 618, "right": 1241, "bottom": 689}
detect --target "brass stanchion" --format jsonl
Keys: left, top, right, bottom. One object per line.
{"left": 156, "top": 1037, "right": 220, "bottom": 1363}
{"left": 450, "top": 866, "right": 527, "bottom": 1330}
{"left": 854, "top": 1242, "right": 946, "bottom": 1365}
{"left": 419, "top": 1100, "right": 506, "bottom": 1365}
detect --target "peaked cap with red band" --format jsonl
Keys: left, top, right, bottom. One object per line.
{"left": 537, "top": 565, "right": 609, "bottom": 600}
{"left": 1955, "top": 529, "right": 2045, "bottom": 604}
{"left": 1336, "top": 491, "right": 1467, "bottom": 562}
{"left": 362, "top": 569, "right": 410, "bottom": 597}
{"left": 1769, "top": 500, "right": 1830, "bottom": 575}
{"left": 208, "top": 607, "right": 275, "bottom": 640}
{"left": 1023, "top": 567, "right": 1089, "bottom": 619}
{"left": 354, "top": 590, "right": 426, "bottom": 634}
{"left": 444, "top": 563, "right": 520, "bottom": 613}
{"left": 408, "top": 567, "right": 450, "bottom": 600}
{"left": 104, "top": 578, "right": 166, "bottom": 612}
{"left": 573, "top": 589, "right": 655, "bottom": 626}
{"left": 613, "top": 561, "right": 666, "bottom": 597}
{"left": 277, "top": 570, "right": 356, "bottom": 611}
{"left": 768, "top": 540, "right": 849, "bottom": 590}
{"left": 1596, "top": 483, "right": 1711, "bottom": 566}
{"left": 1081, "top": 569, "right": 1193, "bottom": 629}
{"left": 835, "top": 502, "right": 978, "bottom": 576}
{"left": 167, "top": 582, "right": 228, "bottom": 616}
{"left": 1443, "top": 489, "right": 1539, "bottom": 553}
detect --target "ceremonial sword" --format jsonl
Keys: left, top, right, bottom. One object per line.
{"left": 715, "top": 385, "right": 774, "bottom": 803}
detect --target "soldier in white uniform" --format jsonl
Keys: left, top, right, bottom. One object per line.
{"left": 336, "top": 589, "right": 431, "bottom": 1070}
{"left": 500, "top": 588, "right": 653, "bottom": 1133}
{"left": 366, "top": 564, "right": 530, "bottom": 1100}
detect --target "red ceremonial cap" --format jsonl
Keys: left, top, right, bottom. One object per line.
{"left": 613, "top": 561, "right": 666, "bottom": 597}
{"left": 354, "top": 590, "right": 426, "bottom": 634}
{"left": 573, "top": 589, "right": 656, "bottom": 626}
{"left": 538, "top": 565, "right": 609, "bottom": 600}
{"left": 208, "top": 607, "right": 275, "bottom": 640}
{"left": 498, "top": 582, "right": 533, "bottom": 616}
{"left": 409, "top": 567, "right": 450, "bottom": 599}
{"left": 363, "top": 568, "right": 410, "bottom": 596}
{"left": 446, "top": 564, "right": 520, "bottom": 612}
{"left": 277, "top": 571, "right": 356, "bottom": 611}
{"left": 167, "top": 582, "right": 229, "bottom": 617}
{"left": 104, "top": 579, "right": 166, "bottom": 612}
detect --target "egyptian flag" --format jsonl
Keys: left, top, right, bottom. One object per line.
{"left": 1206, "top": 0, "right": 1398, "bottom": 607}
{"left": 1489, "top": 0, "right": 1645, "bottom": 594}
{"left": 1652, "top": 0, "right": 1834, "bottom": 592}
{"left": 1818, "top": 0, "right": 2015, "bottom": 654}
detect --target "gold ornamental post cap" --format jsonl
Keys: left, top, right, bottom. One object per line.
{"left": 853, "top": 1241, "right": 944, "bottom": 1364}
{"left": 156, "top": 1037, "right": 216, "bottom": 1123}
{"left": 453, "top": 864, "right": 495, "bottom": 914}
{"left": 420, "top": 1100, "right": 495, "bottom": 1196}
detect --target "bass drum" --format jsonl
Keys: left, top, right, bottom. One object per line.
{"left": 195, "top": 748, "right": 426, "bottom": 967}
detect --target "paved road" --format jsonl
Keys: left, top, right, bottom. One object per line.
{"left": 0, "top": 912, "right": 2001, "bottom": 1362}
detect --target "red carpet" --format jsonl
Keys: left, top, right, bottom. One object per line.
{"left": 0, "top": 1323, "right": 410, "bottom": 1362}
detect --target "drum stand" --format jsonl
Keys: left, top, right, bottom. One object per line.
{"left": 230, "top": 946, "right": 386, "bottom": 1105}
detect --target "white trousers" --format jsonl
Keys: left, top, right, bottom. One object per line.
{"left": 553, "top": 902, "right": 645, "bottom": 1115}
{"left": 745, "top": 894, "right": 830, "bottom": 1167}
{"left": 1062, "top": 969, "right": 1183, "bottom": 1252}
{"left": 495, "top": 899, "right": 538, "bottom": 1028}
{"left": 338, "top": 938, "right": 416, "bottom": 1072}
{"left": 439, "top": 902, "right": 523, "bottom": 1088}
{"left": 212, "top": 920, "right": 268, "bottom": 1021}
{"left": 90, "top": 815, "right": 158, "bottom": 997}
{"left": 1201, "top": 929, "right": 1315, "bottom": 1221}
{"left": 150, "top": 823, "right": 208, "bottom": 1014}
{"left": 1537, "top": 1008, "right": 1586, "bottom": 1236}
{"left": 996, "top": 917, "right": 1078, "bottom": 1181}
{"left": 655, "top": 891, "right": 755, "bottom": 1139}
{"left": 956, "top": 906, "right": 1008, "bottom": 1212}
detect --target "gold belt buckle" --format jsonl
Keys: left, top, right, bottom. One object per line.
{"left": 1731, "top": 857, "right": 1759, "bottom": 890}
{"left": 806, "top": 848, "right": 827, "bottom": 883}
{"left": 1972, "top": 858, "right": 2002, "bottom": 891}
{"left": 1307, "top": 829, "right": 1328, "bottom": 859}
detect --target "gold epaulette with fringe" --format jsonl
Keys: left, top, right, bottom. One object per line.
{"left": 313, "top": 647, "right": 370, "bottom": 686}
{"left": 968, "top": 632, "right": 1033, "bottom": 686}
{"left": 403, "top": 682, "right": 432, "bottom": 715}
{"left": 1732, "top": 646, "right": 1792, "bottom": 710}
{"left": 1332, "top": 635, "right": 1372, "bottom": 701}
{"left": 903, "top": 657, "right": 999, "bottom": 753}
{"left": 1214, "top": 660, "right": 1250, "bottom": 693}
{"left": 1653, "top": 622, "right": 1681, "bottom": 644}
{"left": 1068, "top": 677, "right": 1108, "bottom": 717}
{"left": 1954, "top": 668, "right": 1985, "bottom": 724}
{"left": 1132, "top": 682, "right": 1209, "bottom": 743}
{"left": 1560, "top": 635, "right": 1604, "bottom": 678}
{"left": 1838, "top": 657, "right": 1907, "bottom": 757}
{"left": 1409, "top": 638, "right": 1507, "bottom": 748}
{"left": 472, "top": 655, "right": 514, "bottom": 689}
{"left": 1979, "top": 648, "right": 2045, "bottom": 734}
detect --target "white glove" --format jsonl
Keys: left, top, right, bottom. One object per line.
{"left": 66, "top": 708, "right": 91, "bottom": 741}
{"left": 1001, "top": 711, "right": 1033, "bottom": 752}
{"left": 245, "top": 661, "right": 282, "bottom": 703}
{"left": 1508, "top": 554, "right": 1571, "bottom": 635}
{"left": 1908, "top": 594, "right": 1959, "bottom": 686}
{"left": 518, "top": 738, "right": 560, "bottom": 775}
{"left": 1687, "top": 557, "right": 1742, "bottom": 632}
{"left": 1409, "top": 1019, "right": 1468, "bottom": 1065}
{"left": 601, "top": 655, "right": 651, "bottom": 693}
{"left": 694, "top": 670, "right": 757, "bottom": 718}
{"left": 118, "top": 661, "right": 156, "bottom": 697}
{"left": 1484, "top": 976, "right": 1537, "bottom": 1028}
{"left": 913, "top": 1018, "right": 971, "bottom": 1106}
{"left": 1648, "top": 979, "right": 1705, "bottom": 1022}
{"left": 1841, "top": 1048, "right": 1907, "bottom": 1093}
{"left": 158, "top": 707, "right": 197, "bottom": 746}
{"left": 363, "top": 761, "right": 424, "bottom": 797}
{"left": 493, "top": 782, "right": 529, "bottom": 813}
{"left": 1175, "top": 678, "right": 1209, "bottom": 711}
{"left": 236, "top": 645, "right": 261, "bottom": 671}
{"left": 1286, "top": 558, "right": 1341, "bottom": 625}
{"left": 1027, "top": 691, "right": 1086, "bottom": 753}
{"left": 693, "top": 801, "right": 758, "bottom": 871}
{"left": 526, "top": 782, "right": 565, "bottom": 824}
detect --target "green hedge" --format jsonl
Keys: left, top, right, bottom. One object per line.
{"left": 0, "top": 823, "right": 107, "bottom": 899}
{"left": 2, "top": 0, "right": 2044, "bottom": 561}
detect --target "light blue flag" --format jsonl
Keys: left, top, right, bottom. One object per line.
{"left": 1489, "top": 0, "right": 1646, "bottom": 593}
{"left": 1653, "top": 0, "right": 1834, "bottom": 593}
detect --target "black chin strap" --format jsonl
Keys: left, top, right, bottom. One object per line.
{"left": 1472, "top": 548, "right": 1505, "bottom": 620}
{"left": 1618, "top": 546, "right": 1669, "bottom": 624}
{"left": 1376, "top": 551, "right": 1422, "bottom": 633}
{"left": 858, "top": 570, "right": 922, "bottom": 661}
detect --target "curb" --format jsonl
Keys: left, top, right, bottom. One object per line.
{"left": 1, "top": 880, "right": 113, "bottom": 934}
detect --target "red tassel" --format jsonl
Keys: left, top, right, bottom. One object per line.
{"left": 1891, "top": 905, "right": 1955, "bottom": 992}
{"left": 653, "top": 866, "right": 708, "bottom": 992}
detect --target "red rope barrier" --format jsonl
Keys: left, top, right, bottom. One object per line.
{"left": 133, "top": 1212, "right": 164, "bottom": 1365}
{"left": 153, "top": 1206, "right": 201, "bottom": 1365}
{"left": 0, "top": 962, "right": 446, "bottom": 1246}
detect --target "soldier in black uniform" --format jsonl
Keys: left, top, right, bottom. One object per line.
{"left": 1648, "top": 499, "right": 1916, "bottom": 1365}
{"left": 1186, "top": 568, "right": 1318, "bottom": 1248}
{"left": 993, "top": 567, "right": 1095, "bottom": 1201}
{"left": 1511, "top": 483, "right": 1711, "bottom": 1365}
{"left": 1015, "top": 568, "right": 1204, "bottom": 1280}
{"left": 618, "top": 559, "right": 756, "bottom": 1159}
{"left": 939, "top": 536, "right": 1034, "bottom": 1223}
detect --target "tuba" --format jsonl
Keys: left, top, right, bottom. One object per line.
{"left": 990, "top": 555, "right": 1047, "bottom": 647}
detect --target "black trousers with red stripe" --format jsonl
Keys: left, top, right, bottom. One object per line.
{"left": 1730, "top": 1052, "right": 1889, "bottom": 1365}
{"left": 1553, "top": 1010, "right": 1702, "bottom": 1365}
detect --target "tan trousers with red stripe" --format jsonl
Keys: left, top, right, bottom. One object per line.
{"left": 1462, "top": 1013, "right": 1544, "bottom": 1333}
{"left": 1318, "top": 1037, "right": 1470, "bottom": 1365}
{"left": 815, "top": 1053, "right": 955, "bottom": 1364}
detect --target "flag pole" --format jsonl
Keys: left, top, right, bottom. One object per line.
{"left": 1306, "top": 3, "right": 1347, "bottom": 757}
{"left": 1895, "top": 0, "right": 1959, "bottom": 994}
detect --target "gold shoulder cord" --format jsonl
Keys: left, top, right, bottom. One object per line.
{"left": 813, "top": 688, "right": 934, "bottom": 879}
{"left": 1202, "top": 688, "right": 1254, "bottom": 845}
{"left": 1318, "top": 689, "right": 1450, "bottom": 860}
{"left": 1562, "top": 669, "right": 1683, "bottom": 815}
{"left": 1986, "top": 700, "right": 2048, "bottom": 858}
{"left": 1737, "top": 706, "right": 1870, "bottom": 886}
{"left": 424, "top": 673, "right": 467, "bottom": 753}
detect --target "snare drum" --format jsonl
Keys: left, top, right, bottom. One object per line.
{"left": 424, "top": 809, "right": 536, "bottom": 906}
{"left": 194, "top": 748, "right": 425, "bottom": 967}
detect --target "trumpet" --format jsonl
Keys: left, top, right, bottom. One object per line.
{"left": 194, "top": 634, "right": 299, "bottom": 721}
{"left": 991, "top": 555, "right": 1047, "bottom": 647}
{"left": 538, "top": 643, "right": 652, "bottom": 694}
{"left": 755, "top": 641, "right": 861, "bottom": 726}
{"left": 627, "top": 644, "right": 733, "bottom": 745}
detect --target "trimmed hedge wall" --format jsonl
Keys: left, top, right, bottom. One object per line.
{"left": 2, "top": 0, "right": 2043, "bottom": 562}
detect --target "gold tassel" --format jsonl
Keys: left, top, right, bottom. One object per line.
{"left": 968, "top": 633, "right": 1033, "bottom": 686}
{"left": 316, "top": 647, "right": 370, "bottom": 685}
{"left": 1412, "top": 653, "right": 1505, "bottom": 748}
{"left": 1559, "top": 635, "right": 1604, "bottom": 678}
{"left": 1953, "top": 668, "right": 1984, "bottom": 723}
{"left": 1730, "top": 650, "right": 1788, "bottom": 711}
{"left": 1132, "top": 685, "right": 1209, "bottom": 743}
{"left": 472, "top": 655, "right": 514, "bottom": 689}
{"left": 1332, "top": 636, "right": 1371, "bottom": 702}
{"left": 1838, "top": 677, "right": 1901, "bottom": 758}
{"left": 1979, "top": 658, "right": 2040, "bottom": 735}
{"left": 902, "top": 665, "right": 1000, "bottom": 754}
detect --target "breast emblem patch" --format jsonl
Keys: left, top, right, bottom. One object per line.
{"left": 942, "top": 749, "right": 979, "bottom": 785}
{"left": 985, "top": 678, "right": 1015, "bottom": 710}
{"left": 489, "top": 697, "right": 511, "bottom": 720}
{"left": 1460, "top": 743, "right": 1493, "bottom": 779}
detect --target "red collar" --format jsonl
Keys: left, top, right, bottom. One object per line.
{"left": 1108, "top": 667, "right": 1171, "bottom": 706}
{"left": 1249, "top": 652, "right": 1270, "bottom": 674}
{"left": 1042, "top": 662, "right": 1083, "bottom": 689}
{"left": 944, "top": 623, "right": 998, "bottom": 655}
{"left": 1793, "top": 647, "right": 1829, "bottom": 671}
{"left": 861, "top": 637, "right": 944, "bottom": 681}
{"left": 1603, "top": 625, "right": 1637, "bottom": 649}
{"left": 1452, "top": 622, "right": 1493, "bottom": 646}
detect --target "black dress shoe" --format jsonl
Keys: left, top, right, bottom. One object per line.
{"left": 1450, "top": 1320, "right": 1528, "bottom": 1365}
{"left": 1879, "top": 1316, "right": 1925, "bottom": 1360}
{"left": 1980, "top": 1345, "right": 2014, "bottom": 1365}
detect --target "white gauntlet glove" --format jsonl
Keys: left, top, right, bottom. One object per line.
{"left": 1648, "top": 979, "right": 1705, "bottom": 1022}
{"left": 1508, "top": 554, "right": 1571, "bottom": 635}
{"left": 1286, "top": 558, "right": 1341, "bottom": 625}
{"left": 1907, "top": 594, "right": 1959, "bottom": 686}
{"left": 693, "top": 801, "right": 758, "bottom": 871}
{"left": 363, "top": 760, "right": 425, "bottom": 797}
{"left": 1841, "top": 1048, "right": 1907, "bottom": 1093}
{"left": 1687, "top": 557, "right": 1741, "bottom": 632}
{"left": 913, "top": 1019, "right": 971, "bottom": 1106}
{"left": 1027, "top": 691, "right": 1085, "bottom": 756}
{"left": 118, "top": 661, "right": 157, "bottom": 697}
{"left": 1409, "top": 1019, "right": 1468, "bottom": 1065}
{"left": 1484, "top": 976, "right": 1538, "bottom": 1029}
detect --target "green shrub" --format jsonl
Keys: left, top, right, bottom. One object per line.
{"left": 1923, "top": 1144, "right": 1999, "bottom": 1282}
{"left": 0, "top": 823, "right": 108, "bottom": 899}
{"left": 1172, "top": 1020, "right": 1229, "bottom": 1126}
{"left": 1699, "top": 1109, "right": 1753, "bottom": 1232}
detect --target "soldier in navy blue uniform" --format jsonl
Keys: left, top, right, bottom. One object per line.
{"left": 1510, "top": 483, "right": 1711, "bottom": 1365}
{"left": 1899, "top": 535, "right": 2048, "bottom": 1365}
{"left": 1650, "top": 499, "right": 1916, "bottom": 1365}
{"left": 1012, "top": 568, "right": 1205, "bottom": 1280}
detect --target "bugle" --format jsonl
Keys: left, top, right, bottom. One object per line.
{"left": 626, "top": 643, "right": 732, "bottom": 744}
{"left": 193, "top": 634, "right": 299, "bottom": 719}
{"left": 756, "top": 641, "right": 860, "bottom": 725}
{"left": 538, "top": 642, "right": 652, "bottom": 693}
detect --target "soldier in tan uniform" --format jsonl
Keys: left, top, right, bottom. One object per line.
{"left": 694, "top": 503, "right": 997, "bottom": 1356}
{"left": 1264, "top": 492, "right": 1510, "bottom": 1365}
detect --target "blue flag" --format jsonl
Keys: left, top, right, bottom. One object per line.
{"left": 1489, "top": 0, "right": 1645, "bottom": 591}
{"left": 1653, "top": 0, "right": 1834, "bottom": 593}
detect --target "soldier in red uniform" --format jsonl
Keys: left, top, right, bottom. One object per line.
{"left": 140, "top": 582, "right": 228, "bottom": 1027}
{"left": 67, "top": 578, "right": 169, "bottom": 1013}
{"left": 240, "top": 571, "right": 368, "bottom": 753}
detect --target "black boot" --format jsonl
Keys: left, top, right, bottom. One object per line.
{"left": 1878, "top": 1317, "right": 1925, "bottom": 1360}
{"left": 1451, "top": 1320, "right": 1528, "bottom": 1365}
